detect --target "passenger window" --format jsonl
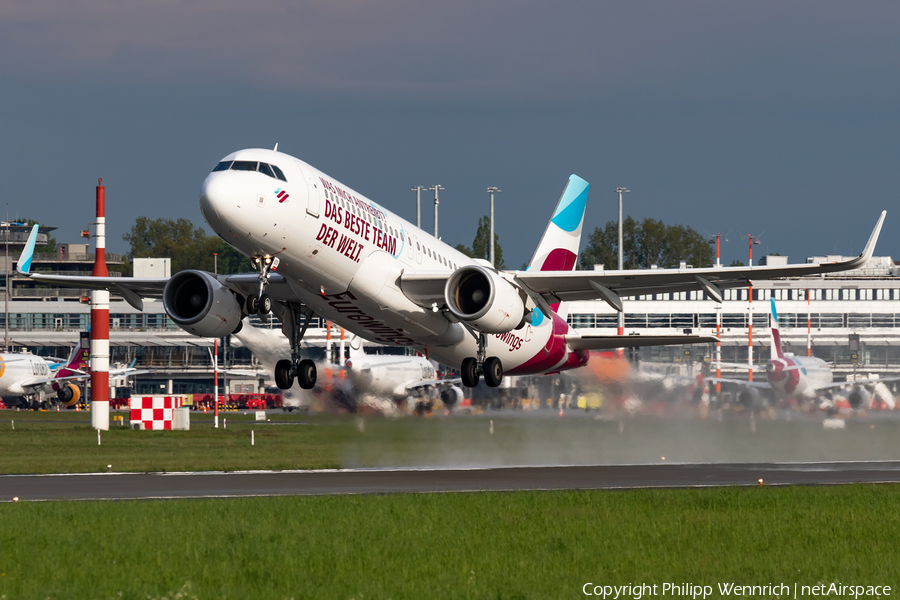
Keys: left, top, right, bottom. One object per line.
{"left": 271, "top": 165, "right": 287, "bottom": 181}
{"left": 213, "top": 161, "right": 232, "bottom": 172}
{"left": 231, "top": 161, "right": 258, "bottom": 171}
{"left": 258, "top": 163, "right": 275, "bottom": 178}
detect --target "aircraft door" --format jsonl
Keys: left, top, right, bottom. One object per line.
{"left": 294, "top": 161, "right": 320, "bottom": 217}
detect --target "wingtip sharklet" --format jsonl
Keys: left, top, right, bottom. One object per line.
{"left": 840, "top": 210, "right": 886, "bottom": 270}
{"left": 861, "top": 210, "right": 887, "bottom": 262}
{"left": 16, "top": 224, "right": 39, "bottom": 275}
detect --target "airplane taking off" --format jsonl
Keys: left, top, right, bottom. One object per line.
{"left": 16, "top": 148, "right": 886, "bottom": 392}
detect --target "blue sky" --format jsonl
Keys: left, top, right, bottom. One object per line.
{"left": 1, "top": 1, "right": 898, "bottom": 268}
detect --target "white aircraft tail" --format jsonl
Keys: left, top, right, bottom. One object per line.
{"left": 770, "top": 298, "right": 784, "bottom": 360}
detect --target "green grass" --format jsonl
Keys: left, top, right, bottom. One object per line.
{"left": 0, "top": 411, "right": 356, "bottom": 474}
{"left": 1, "top": 485, "right": 898, "bottom": 599}
{"left": 4, "top": 410, "right": 900, "bottom": 474}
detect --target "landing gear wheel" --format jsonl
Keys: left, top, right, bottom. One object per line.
{"left": 460, "top": 357, "right": 479, "bottom": 388}
{"left": 483, "top": 357, "right": 503, "bottom": 387}
{"left": 259, "top": 294, "right": 272, "bottom": 314}
{"left": 231, "top": 320, "right": 243, "bottom": 335}
{"left": 275, "top": 359, "right": 294, "bottom": 390}
{"left": 297, "top": 359, "right": 317, "bottom": 390}
{"left": 246, "top": 295, "right": 259, "bottom": 314}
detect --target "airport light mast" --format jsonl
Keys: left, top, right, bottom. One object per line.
{"left": 747, "top": 233, "right": 762, "bottom": 381}
{"left": 429, "top": 185, "right": 444, "bottom": 238}
{"left": 411, "top": 186, "right": 426, "bottom": 229}
{"left": 486, "top": 187, "right": 501, "bottom": 267}
{"left": 708, "top": 233, "right": 728, "bottom": 393}
{"left": 616, "top": 187, "right": 629, "bottom": 357}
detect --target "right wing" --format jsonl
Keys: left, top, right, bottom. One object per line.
{"left": 16, "top": 224, "right": 284, "bottom": 311}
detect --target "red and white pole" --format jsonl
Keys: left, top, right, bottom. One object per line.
{"left": 213, "top": 338, "right": 219, "bottom": 428}
{"left": 91, "top": 179, "right": 110, "bottom": 431}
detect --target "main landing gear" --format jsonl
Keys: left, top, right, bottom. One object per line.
{"left": 460, "top": 331, "right": 503, "bottom": 388}
{"left": 275, "top": 304, "right": 317, "bottom": 390}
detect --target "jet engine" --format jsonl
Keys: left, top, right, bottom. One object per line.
{"left": 440, "top": 386, "right": 464, "bottom": 409}
{"left": 848, "top": 387, "right": 871, "bottom": 410}
{"left": 444, "top": 265, "right": 526, "bottom": 333}
{"left": 163, "top": 270, "right": 243, "bottom": 337}
{"left": 57, "top": 383, "right": 81, "bottom": 406}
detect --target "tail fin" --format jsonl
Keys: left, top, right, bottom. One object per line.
{"left": 527, "top": 174, "right": 589, "bottom": 273}
{"left": 54, "top": 330, "right": 90, "bottom": 378}
{"left": 770, "top": 298, "right": 784, "bottom": 360}
{"left": 16, "top": 224, "right": 39, "bottom": 275}
{"left": 526, "top": 174, "right": 589, "bottom": 320}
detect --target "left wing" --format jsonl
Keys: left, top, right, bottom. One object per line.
{"left": 397, "top": 212, "right": 885, "bottom": 314}
{"left": 515, "top": 211, "right": 885, "bottom": 312}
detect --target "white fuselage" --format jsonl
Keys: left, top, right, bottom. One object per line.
{"left": 200, "top": 149, "right": 586, "bottom": 376}
{"left": 0, "top": 354, "right": 52, "bottom": 396}
{"left": 765, "top": 353, "right": 832, "bottom": 400}
{"left": 344, "top": 354, "right": 438, "bottom": 397}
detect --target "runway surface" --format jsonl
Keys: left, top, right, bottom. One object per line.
{"left": 3, "top": 461, "right": 900, "bottom": 501}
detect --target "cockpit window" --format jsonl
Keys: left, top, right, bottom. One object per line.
{"left": 231, "top": 161, "right": 258, "bottom": 171}
{"left": 223, "top": 160, "right": 288, "bottom": 182}
{"left": 258, "top": 162, "right": 275, "bottom": 178}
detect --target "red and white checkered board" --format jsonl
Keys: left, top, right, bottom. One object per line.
{"left": 129, "top": 396, "right": 182, "bottom": 431}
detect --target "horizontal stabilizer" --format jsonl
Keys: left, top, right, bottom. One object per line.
{"left": 566, "top": 333, "right": 718, "bottom": 351}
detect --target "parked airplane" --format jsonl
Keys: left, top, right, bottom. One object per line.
{"left": 343, "top": 342, "right": 464, "bottom": 411}
{"left": 713, "top": 299, "right": 896, "bottom": 409}
{"left": 16, "top": 148, "right": 886, "bottom": 392}
{"left": 0, "top": 333, "right": 88, "bottom": 408}
{"left": 234, "top": 321, "right": 462, "bottom": 412}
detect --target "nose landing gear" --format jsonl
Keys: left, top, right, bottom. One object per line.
{"left": 249, "top": 254, "right": 280, "bottom": 318}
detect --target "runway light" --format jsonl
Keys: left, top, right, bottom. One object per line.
{"left": 13, "top": 497, "right": 18, "bottom": 502}
{"left": 107, "top": 464, "right": 112, "bottom": 472}
{"left": 758, "top": 478, "right": 764, "bottom": 486}
{"left": 661, "top": 456, "right": 666, "bottom": 461}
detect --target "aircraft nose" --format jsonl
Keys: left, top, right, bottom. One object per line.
{"left": 199, "top": 173, "right": 237, "bottom": 230}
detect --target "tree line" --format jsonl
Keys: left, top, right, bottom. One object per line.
{"left": 122, "top": 215, "right": 712, "bottom": 275}
{"left": 578, "top": 216, "right": 714, "bottom": 270}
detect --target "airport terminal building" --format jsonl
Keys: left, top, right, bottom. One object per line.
{"left": 566, "top": 255, "right": 900, "bottom": 378}
{"left": 1, "top": 219, "right": 898, "bottom": 395}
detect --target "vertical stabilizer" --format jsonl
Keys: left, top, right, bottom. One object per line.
{"left": 527, "top": 174, "right": 589, "bottom": 273}
{"left": 526, "top": 174, "right": 589, "bottom": 319}
{"left": 770, "top": 298, "right": 784, "bottom": 360}
{"left": 54, "top": 330, "right": 89, "bottom": 379}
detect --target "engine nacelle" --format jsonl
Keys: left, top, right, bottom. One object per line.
{"left": 440, "top": 386, "right": 464, "bottom": 409}
{"left": 444, "top": 265, "right": 526, "bottom": 333}
{"left": 848, "top": 387, "right": 870, "bottom": 410}
{"left": 57, "top": 383, "right": 81, "bottom": 406}
{"left": 163, "top": 270, "right": 243, "bottom": 337}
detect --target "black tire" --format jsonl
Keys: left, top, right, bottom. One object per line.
{"left": 275, "top": 359, "right": 294, "bottom": 390}
{"left": 260, "top": 294, "right": 272, "bottom": 314}
{"left": 246, "top": 295, "right": 259, "bottom": 314}
{"left": 231, "top": 320, "right": 243, "bottom": 335}
{"left": 297, "top": 359, "right": 317, "bottom": 389}
{"left": 460, "top": 357, "right": 479, "bottom": 388}
{"left": 483, "top": 357, "right": 503, "bottom": 387}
